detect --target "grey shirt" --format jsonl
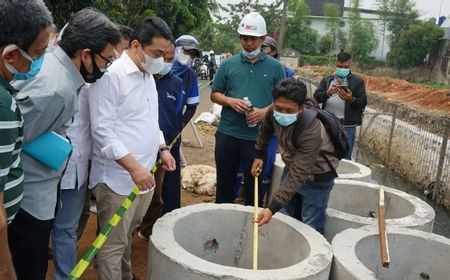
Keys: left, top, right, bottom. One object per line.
{"left": 13, "top": 46, "right": 84, "bottom": 220}
{"left": 324, "top": 78, "right": 347, "bottom": 120}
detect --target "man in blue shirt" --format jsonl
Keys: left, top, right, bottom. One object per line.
{"left": 172, "top": 35, "right": 200, "bottom": 128}
{"left": 138, "top": 42, "right": 184, "bottom": 239}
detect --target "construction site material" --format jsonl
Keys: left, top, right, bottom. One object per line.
{"left": 252, "top": 170, "right": 260, "bottom": 270}
{"left": 181, "top": 165, "right": 216, "bottom": 195}
{"left": 336, "top": 159, "right": 372, "bottom": 180}
{"left": 266, "top": 155, "right": 371, "bottom": 205}
{"left": 325, "top": 179, "right": 435, "bottom": 241}
{"left": 148, "top": 203, "right": 332, "bottom": 280}
{"left": 331, "top": 226, "right": 450, "bottom": 280}
{"left": 377, "top": 186, "right": 390, "bottom": 268}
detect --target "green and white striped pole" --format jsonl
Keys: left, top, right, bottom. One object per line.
{"left": 67, "top": 133, "right": 181, "bottom": 280}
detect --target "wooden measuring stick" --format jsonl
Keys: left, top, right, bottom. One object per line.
{"left": 378, "top": 185, "right": 390, "bottom": 268}
{"left": 253, "top": 169, "right": 261, "bottom": 271}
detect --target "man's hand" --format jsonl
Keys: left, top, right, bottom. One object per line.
{"left": 337, "top": 86, "right": 353, "bottom": 101}
{"left": 227, "top": 97, "right": 249, "bottom": 113}
{"left": 327, "top": 85, "right": 339, "bottom": 96}
{"left": 252, "top": 208, "right": 273, "bottom": 226}
{"left": 130, "top": 165, "right": 155, "bottom": 191}
{"left": 251, "top": 159, "right": 263, "bottom": 177}
{"left": 246, "top": 107, "right": 266, "bottom": 126}
{"left": 160, "top": 150, "right": 176, "bottom": 171}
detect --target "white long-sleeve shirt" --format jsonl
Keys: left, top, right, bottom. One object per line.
{"left": 60, "top": 85, "right": 92, "bottom": 190}
{"left": 88, "top": 52, "right": 165, "bottom": 195}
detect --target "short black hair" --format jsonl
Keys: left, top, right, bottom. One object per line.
{"left": 273, "top": 78, "right": 307, "bottom": 106}
{"left": 131, "top": 17, "right": 172, "bottom": 47}
{"left": 337, "top": 51, "right": 352, "bottom": 62}
{"left": 119, "top": 25, "right": 133, "bottom": 40}
{"left": 0, "top": 0, "right": 53, "bottom": 51}
{"left": 59, "top": 8, "right": 121, "bottom": 58}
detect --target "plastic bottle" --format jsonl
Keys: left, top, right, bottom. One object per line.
{"left": 243, "top": 97, "right": 257, "bottom": 127}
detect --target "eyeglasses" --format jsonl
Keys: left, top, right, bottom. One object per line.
{"left": 95, "top": 52, "right": 114, "bottom": 68}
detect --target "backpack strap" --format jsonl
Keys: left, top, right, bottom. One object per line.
{"left": 320, "top": 151, "right": 339, "bottom": 178}
{"left": 291, "top": 107, "right": 318, "bottom": 149}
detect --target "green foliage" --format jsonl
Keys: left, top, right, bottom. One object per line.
{"left": 417, "top": 82, "right": 450, "bottom": 90}
{"left": 193, "top": 0, "right": 283, "bottom": 54}
{"left": 337, "top": 29, "right": 348, "bottom": 51}
{"left": 347, "top": 0, "right": 379, "bottom": 65}
{"left": 44, "top": 0, "right": 93, "bottom": 28}
{"left": 44, "top": 0, "right": 214, "bottom": 38}
{"left": 323, "top": 2, "right": 343, "bottom": 56}
{"left": 284, "top": 0, "right": 319, "bottom": 55}
{"left": 387, "top": 21, "right": 444, "bottom": 68}
{"left": 300, "top": 55, "right": 333, "bottom": 66}
{"left": 377, "top": 0, "right": 419, "bottom": 45}
{"left": 318, "top": 34, "right": 332, "bottom": 55}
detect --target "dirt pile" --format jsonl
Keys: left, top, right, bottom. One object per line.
{"left": 297, "top": 66, "right": 450, "bottom": 115}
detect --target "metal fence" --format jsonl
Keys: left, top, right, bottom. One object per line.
{"left": 301, "top": 78, "right": 450, "bottom": 208}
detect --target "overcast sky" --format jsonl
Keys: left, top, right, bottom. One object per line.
{"left": 218, "top": 0, "right": 450, "bottom": 20}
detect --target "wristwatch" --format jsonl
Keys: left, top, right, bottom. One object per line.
{"left": 159, "top": 146, "right": 170, "bottom": 153}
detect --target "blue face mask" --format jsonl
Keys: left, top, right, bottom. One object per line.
{"left": 13, "top": 54, "right": 45, "bottom": 80}
{"left": 242, "top": 48, "right": 261, "bottom": 59}
{"left": 273, "top": 110, "right": 298, "bottom": 127}
{"left": 157, "top": 62, "right": 173, "bottom": 76}
{"left": 336, "top": 68, "right": 350, "bottom": 78}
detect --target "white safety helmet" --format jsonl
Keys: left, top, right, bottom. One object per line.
{"left": 237, "top": 12, "right": 267, "bottom": 37}
{"left": 209, "top": 50, "right": 214, "bottom": 55}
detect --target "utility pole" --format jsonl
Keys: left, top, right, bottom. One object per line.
{"left": 278, "top": 0, "right": 288, "bottom": 53}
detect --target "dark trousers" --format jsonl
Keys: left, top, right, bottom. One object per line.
{"left": 8, "top": 208, "right": 53, "bottom": 280}
{"left": 215, "top": 131, "right": 264, "bottom": 206}
{"left": 139, "top": 142, "right": 181, "bottom": 237}
{"left": 161, "top": 142, "right": 181, "bottom": 214}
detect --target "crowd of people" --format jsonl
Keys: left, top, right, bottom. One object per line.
{"left": 0, "top": 1, "right": 367, "bottom": 279}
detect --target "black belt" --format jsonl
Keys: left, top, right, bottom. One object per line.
{"left": 312, "top": 172, "right": 336, "bottom": 182}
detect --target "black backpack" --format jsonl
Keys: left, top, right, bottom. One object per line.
{"left": 291, "top": 98, "right": 350, "bottom": 176}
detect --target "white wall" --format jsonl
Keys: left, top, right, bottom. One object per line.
{"left": 309, "top": 11, "right": 390, "bottom": 60}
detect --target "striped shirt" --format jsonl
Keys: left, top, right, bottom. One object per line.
{"left": 0, "top": 77, "right": 24, "bottom": 223}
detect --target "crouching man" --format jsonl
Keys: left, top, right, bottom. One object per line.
{"left": 251, "top": 79, "right": 339, "bottom": 234}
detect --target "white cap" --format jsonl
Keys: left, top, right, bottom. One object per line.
{"left": 237, "top": 12, "right": 267, "bottom": 37}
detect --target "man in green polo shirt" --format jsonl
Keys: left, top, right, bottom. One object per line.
{"left": 0, "top": 1, "right": 53, "bottom": 278}
{"left": 211, "top": 11, "right": 285, "bottom": 206}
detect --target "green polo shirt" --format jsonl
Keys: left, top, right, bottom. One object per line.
{"left": 0, "top": 76, "right": 24, "bottom": 223}
{"left": 212, "top": 52, "right": 286, "bottom": 141}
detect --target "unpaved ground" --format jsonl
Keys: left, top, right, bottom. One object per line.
{"left": 45, "top": 81, "right": 217, "bottom": 280}
{"left": 299, "top": 66, "right": 450, "bottom": 114}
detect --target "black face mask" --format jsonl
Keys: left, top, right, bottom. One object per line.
{"left": 80, "top": 52, "right": 105, "bottom": 83}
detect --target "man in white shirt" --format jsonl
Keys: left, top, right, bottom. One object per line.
{"left": 88, "top": 17, "right": 175, "bottom": 280}
{"left": 52, "top": 86, "right": 93, "bottom": 280}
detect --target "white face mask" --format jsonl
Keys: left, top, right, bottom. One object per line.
{"left": 177, "top": 51, "right": 191, "bottom": 65}
{"left": 138, "top": 48, "right": 164, "bottom": 74}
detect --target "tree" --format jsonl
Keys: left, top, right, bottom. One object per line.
{"left": 377, "top": 0, "right": 419, "bottom": 46}
{"left": 318, "top": 34, "right": 333, "bottom": 55}
{"left": 347, "top": 0, "right": 379, "bottom": 65}
{"left": 323, "top": 3, "right": 342, "bottom": 55}
{"left": 44, "top": 0, "right": 93, "bottom": 28}
{"left": 44, "top": 0, "right": 215, "bottom": 38}
{"left": 194, "top": 0, "right": 283, "bottom": 54}
{"left": 387, "top": 21, "right": 444, "bottom": 68}
{"left": 284, "top": 0, "right": 319, "bottom": 55}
